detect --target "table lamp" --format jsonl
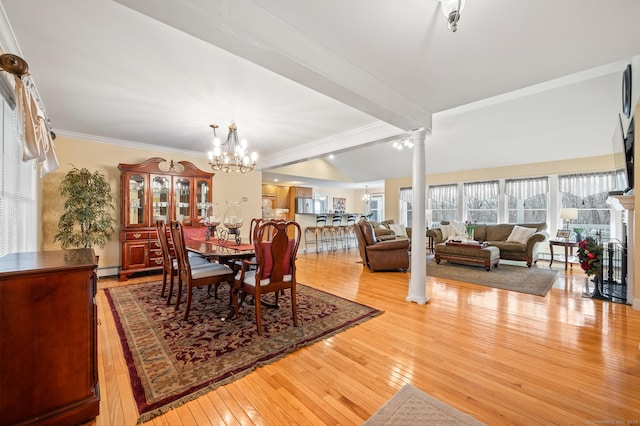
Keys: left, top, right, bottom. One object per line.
{"left": 559, "top": 208, "right": 578, "bottom": 230}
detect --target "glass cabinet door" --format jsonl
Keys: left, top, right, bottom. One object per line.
{"left": 151, "top": 175, "right": 170, "bottom": 223}
{"left": 127, "top": 174, "right": 146, "bottom": 226}
{"left": 174, "top": 177, "right": 191, "bottom": 222}
{"left": 196, "top": 179, "right": 211, "bottom": 219}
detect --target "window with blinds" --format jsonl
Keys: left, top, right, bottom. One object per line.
{"left": 0, "top": 99, "right": 38, "bottom": 257}
{"left": 559, "top": 172, "right": 617, "bottom": 240}
{"left": 399, "top": 187, "right": 412, "bottom": 226}
{"left": 464, "top": 180, "right": 499, "bottom": 224}
{"left": 428, "top": 184, "right": 458, "bottom": 225}
{"left": 505, "top": 176, "right": 549, "bottom": 223}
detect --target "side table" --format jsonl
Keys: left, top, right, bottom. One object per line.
{"left": 548, "top": 239, "right": 579, "bottom": 271}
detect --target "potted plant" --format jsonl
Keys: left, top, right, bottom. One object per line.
{"left": 54, "top": 167, "right": 116, "bottom": 255}
{"left": 573, "top": 227, "right": 585, "bottom": 242}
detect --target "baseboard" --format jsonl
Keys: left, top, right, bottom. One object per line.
{"left": 97, "top": 266, "right": 119, "bottom": 278}
{"left": 633, "top": 298, "right": 640, "bottom": 311}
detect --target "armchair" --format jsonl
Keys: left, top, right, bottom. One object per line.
{"left": 353, "top": 219, "right": 410, "bottom": 272}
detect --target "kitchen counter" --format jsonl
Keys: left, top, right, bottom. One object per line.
{"left": 294, "top": 213, "right": 363, "bottom": 229}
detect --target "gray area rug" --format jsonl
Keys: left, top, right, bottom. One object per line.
{"left": 364, "top": 384, "right": 485, "bottom": 425}
{"left": 427, "top": 258, "right": 558, "bottom": 296}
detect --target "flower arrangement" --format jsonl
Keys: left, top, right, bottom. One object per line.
{"left": 464, "top": 220, "right": 476, "bottom": 238}
{"left": 577, "top": 237, "right": 603, "bottom": 277}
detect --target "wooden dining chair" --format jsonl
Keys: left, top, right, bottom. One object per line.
{"left": 233, "top": 219, "right": 302, "bottom": 335}
{"left": 169, "top": 220, "right": 235, "bottom": 320}
{"left": 155, "top": 220, "right": 209, "bottom": 305}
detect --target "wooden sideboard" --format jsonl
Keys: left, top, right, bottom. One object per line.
{"left": 0, "top": 249, "right": 99, "bottom": 426}
{"left": 118, "top": 157, "right": 214, "bottom": 280}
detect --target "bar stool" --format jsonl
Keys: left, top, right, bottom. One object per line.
{"left": 330, "top": 214, "right": 347, "bottom": 250}
{"left": 304, "top": 215, "right": 328, "bottom": 253}
{"left": 343, "top": 214, "right": 358, "bottom": 248}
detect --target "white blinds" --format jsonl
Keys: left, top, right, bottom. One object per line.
{"left": 463, "top": 180, "right": 499, "bottom": 200}
{"left": 505, "top": 177, "right": 549, "bottom": 199}
{"left": 428, "top": 184, "right": 457, "bottom": 207}
{"left": 0, "top": 99, "right": 37, "bottom": 256}
{"left": 559, "top": 172, "right": 617, "bottom": 197}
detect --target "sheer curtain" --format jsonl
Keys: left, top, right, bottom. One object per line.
{"left": 559, "top": 172, "right": 617, "bottom": 240}
{"left": 505, "top": 177, "right": 549, "bottom": 223}
{"left": 559, "top": 172, "right": 616, "bottom": 197}
{"left": 399, "top": 187, "right": 412, "bottom": 226}
{"left": 428, "top": 184, "right": 458, "bottom": 224}
{"left": 464, "top": 180, "right": 499, "bottom": 223}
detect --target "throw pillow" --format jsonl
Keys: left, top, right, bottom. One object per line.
{"left": 506, "top": 225, "right": 536, "bottom": 244}
{"left": 440, "top": 224, "right": 453, "bottom": 240}
{"left": 389, "top": 223, "right": 408, "bottom": 238}
{"left": 441, "top": 223, "right": 468, "bottom": 241}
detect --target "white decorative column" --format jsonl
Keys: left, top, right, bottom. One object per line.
{"left": 406, "top": 128, "right": 429, "bottom": 304}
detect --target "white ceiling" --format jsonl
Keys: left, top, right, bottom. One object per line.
{"left": 2, "top": 0, "right": 639, "bottom": 188}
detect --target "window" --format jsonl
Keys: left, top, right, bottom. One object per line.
{"left": 559, "top": 172, "right": 617, "bottom": 240}
{"left": 399, "top": 187, "right": 412, "bottom": 226}
{"left": 369, "top": 194, "right": 384, "bottom": 222}
{"left": 464, "top": 180, "right": 499, "bottom": 224}
{"left": 0, "top": 99, "right": 38, "bottom": 256}
{"left": 428, "top": 184, "right": 458, "bottom": 225}
{"left": 505, "top": 177, "right": 549, "bottom": 224}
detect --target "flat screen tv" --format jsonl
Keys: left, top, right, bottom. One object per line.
{"left": 612, "top": 114, "right": 634, "bottom": 194}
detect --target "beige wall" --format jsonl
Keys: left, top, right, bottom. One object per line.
{"left": 43, "top": 136, "right": 262, "bottom": 272}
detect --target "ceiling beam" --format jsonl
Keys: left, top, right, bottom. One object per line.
{"left": 113, "top": 0, "right": 433, "bottom": 132}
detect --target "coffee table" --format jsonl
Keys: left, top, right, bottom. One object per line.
{"left": 434, "top": 241, "right": 500, "bottom": 271}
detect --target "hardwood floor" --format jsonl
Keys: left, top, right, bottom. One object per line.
{"left": 93, "top": 249, "right": 640, "bottom": 425}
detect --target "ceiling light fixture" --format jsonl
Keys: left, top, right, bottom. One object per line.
{"left": 362, "top": 185, "right": 371, "bottom": 204}
{"left": 392, "top": 138, "right": 414, "bottom": 150}
{"left": 440, "top": 0, "right": 465, "bottom": 32}
{"left": 207, "top": 121, "right": 258, "bottom": 173}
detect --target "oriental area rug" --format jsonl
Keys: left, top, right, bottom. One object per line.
{"left": 364, "top": 384, "right": 486, "bottom": 425}
{"left": 427, "top": 258, "right": 558, "bottom": 296}
{"left": 104, "top": 281, "right": 382, "bottom": 423}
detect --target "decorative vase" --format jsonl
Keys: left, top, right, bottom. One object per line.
{"left": 575, "top": 232, "right": 583, "bottom": 242}
{"left": 206, "top": 203, "right": 222, "bottom": 240}
{"left": 466, "top": 228, "right": 474, "bottom": 240}
{"left": 223, "top": 201, "right": 243, "bottom": 245}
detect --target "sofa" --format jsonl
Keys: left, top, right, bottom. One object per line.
{"left": 353, "top": 219, "right": 410, "bottom": 272}
{"left": 427, "top": 222, "right": 548, "bottom": 267}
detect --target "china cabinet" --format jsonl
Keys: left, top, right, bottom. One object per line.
{"left": 0, "top": 249, "right": 99, "bottom": 425}
{"left": 118, "top": 157, "right": 214, "bottom": 280}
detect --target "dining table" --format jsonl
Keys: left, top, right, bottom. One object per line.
{"left": 185, "top": 237, "right": 255, "bottom": 270}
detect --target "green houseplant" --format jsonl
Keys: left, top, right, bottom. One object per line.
{"left": 54, "top": 167, "right": 116, "bottom": 250}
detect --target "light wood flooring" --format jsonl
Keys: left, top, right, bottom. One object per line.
{"left": 93, "top": 249, "right": 640, "bottom": 425}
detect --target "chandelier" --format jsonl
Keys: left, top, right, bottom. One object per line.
{"left": 439, "top": 0, "right": 466, "bottom": 32}
{"left": 362, "top": 185, "right": 371, "bottom": 204}
{"left": 207, "top": 121, "right": 258, "bottom": 173}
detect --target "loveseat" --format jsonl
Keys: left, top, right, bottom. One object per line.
{"left": 427, "top": 222, "right": 548, "bottom": 267}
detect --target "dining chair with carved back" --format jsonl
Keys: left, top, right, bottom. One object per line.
{"left": 169, "top": 220, "right": 235, "bottom": 320}
{"left": 233, "top": 219, "right": 302, "bottom": 335}
{"left": 156, "top": 220, "right": 210, "bottom": 305}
